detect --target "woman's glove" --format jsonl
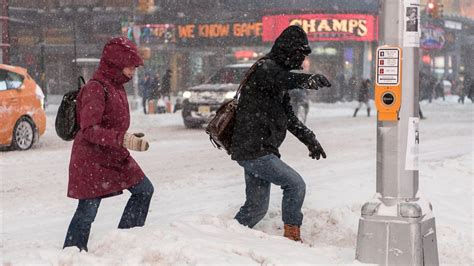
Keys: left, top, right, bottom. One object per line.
{"left": 122, "top": 132, "right": 149, "bottom": 151}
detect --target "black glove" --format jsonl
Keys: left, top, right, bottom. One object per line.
{"left": 306, "top": 74, "right": 332, "bottom": 90}
{"left": 307, "top": 139, "right": 327, "bottom": 160}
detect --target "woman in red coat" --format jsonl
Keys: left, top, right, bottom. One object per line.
{"left": 63, "top": 37, "right": 154, "bottom": 252}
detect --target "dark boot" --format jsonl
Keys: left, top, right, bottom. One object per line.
{"left": 367, "top": 108, "right": 371, "bottom": 117}
{"left": 353, "top": 108, "right": 359, "bottom": 117}
{"left": 284, "top": 224, "right": 302, "bottom": 242}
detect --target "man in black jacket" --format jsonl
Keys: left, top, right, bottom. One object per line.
{"left": 231, "top": 25, "right": 331, "bottom": 242}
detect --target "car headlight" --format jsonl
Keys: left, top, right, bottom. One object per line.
{"left": 225, "top": 91, "right": 236, "bottom": 99}
{"left": 183, "top": 91, "right": 192, "bottom": 99}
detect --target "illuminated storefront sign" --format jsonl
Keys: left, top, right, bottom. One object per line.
{"left": 262, "top": 14, "right": 378, "bottom": 42}
{"left": 122, "top": 22, "right": 262, "bottom": 46}
{"left": 421, "top": 25, "right": 445, "bottom": 50}
{"left": 178, "top": 22, "right": 262, "bottom": 39}
{"left": 122, "top": 24, "right": 176, "bottom": 44}
{"left": 177, "top": 22, "right": 262, "bottom": 45}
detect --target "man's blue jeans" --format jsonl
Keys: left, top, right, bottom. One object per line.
{"left": 235, "top": 154, "right": 306, "bottom": 227}
{"left": 63, "top": 176, "right": 154, "bottom": 251}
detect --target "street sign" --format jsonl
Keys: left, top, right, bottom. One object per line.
{"left": 376, "top": 48, "right": 400, "bottom": 86}
{"left": 375, "top": 46, "right": 402, "bottom": 121}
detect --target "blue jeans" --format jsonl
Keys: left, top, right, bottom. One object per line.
{"left": 63, "top": 176, "right": 154, "bottom": 251}
{"left": 235, "top": 154, "right": 306, "bottom": 227}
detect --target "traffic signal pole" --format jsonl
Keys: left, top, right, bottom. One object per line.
{"left": 355, "top": 0, "right": 439, "bottom": 265}
{"left": 1, "top": 0, "right": 10, "bottom": 64}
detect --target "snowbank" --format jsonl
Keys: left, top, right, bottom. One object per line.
{"left": 1, "top": 99, "right": 472, "bottom": 265}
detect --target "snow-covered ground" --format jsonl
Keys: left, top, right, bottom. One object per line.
{"left": 1, "top": 96, "right": 472, "bottom": 265}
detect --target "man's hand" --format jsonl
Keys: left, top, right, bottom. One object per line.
{"left": 123, "top": 132, "right": 149, "bottom": 151}
{"left": 306, "top": 74, "right": 332, "bottom": 90}
{"left": 307, "top": 139, "right": 327, "bottom": 160}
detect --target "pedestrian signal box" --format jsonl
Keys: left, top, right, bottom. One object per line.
{"left": 375, "top": 46, "right": 402, "bottom": 121}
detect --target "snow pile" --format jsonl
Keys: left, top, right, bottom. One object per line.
{"left": 1, "top": 98, "right": 472, "bottom": 265}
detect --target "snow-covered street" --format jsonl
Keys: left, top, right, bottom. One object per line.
{"left": 1, "top": 97, "right": 472, "bottom": 265}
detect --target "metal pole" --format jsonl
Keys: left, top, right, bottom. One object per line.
{"left": 376, "top": 0, "right": 419, "bottom": 200}
{"left": 1, "top": 0, "right": 10, "bottom": 64}
{"left": 355, "top": 0, "right": 439, "bottom": 265}
{"left": 72, "top": 0, "right": 78, "bottom": 88}
{"left": 133, "top": 0, "right": 139, "bottom": 101}
{"left": 38, "top": 9, "right": 46, "bottom": 99}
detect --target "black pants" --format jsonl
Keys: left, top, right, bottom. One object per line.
{"left": 142, "top": 97, "right": 149, "bottom": 114}
{"left": 63, "top": 176, "right": 154, "bottom": 251}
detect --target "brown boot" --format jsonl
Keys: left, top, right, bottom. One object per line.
{"left": 284, "top": 224, "right": 302, "bottom": 242}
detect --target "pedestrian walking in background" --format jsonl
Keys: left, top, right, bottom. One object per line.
{"left": 435, "top": 78, "right": 445, "bottom": 101}
{"left": 353, "top": 79, "right": 371, "bottom": 117}
{"left": 230, "top": 25, "right": 331, "bottom": 242}
{"left": 467, "top": 75, "right": 474, "bottom": 103}
{"left": 140, "top": 72, "right": 154, "bottom": 114}
{"left": 63, "top": 37, "right": 154, "bottom": 252}
{"left": 161, "top": 69, "right": 172, "bottom": 98}
{"left": 459, "top": 74, "right": 472, "bottom": 104}
{"left": 153, "top": 72, "right": 161, "bottom": 98}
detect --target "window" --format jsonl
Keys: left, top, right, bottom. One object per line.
{"left": 0, "top": 70, "right": 7, "bottom": 91}
{"left": 0, "top": 81, "right": 7, "bottom": 91}
{"left": 0, "top": 70, "right": 24, "bottom": 90}
{"left": 6, "top": 72, "right": 24, "bottom": 89}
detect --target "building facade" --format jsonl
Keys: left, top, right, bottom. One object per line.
{"left": 420, "top": 0, "right": 474, "bottom": 90}
{"left": 5, "top": 0, "right": 473, "bottom": 99}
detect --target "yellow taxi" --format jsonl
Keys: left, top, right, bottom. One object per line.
{"left": 0, "top": 64, "right": 46, "bottom": 150}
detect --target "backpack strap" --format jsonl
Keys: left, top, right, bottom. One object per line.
{"left": 78, "top": 76, "right": 86, "bottom": 89}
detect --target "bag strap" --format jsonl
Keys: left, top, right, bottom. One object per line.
{"left": 78, "top": 76, "right": 86, "bottom": 89}
{"left": 234, "top": 57, "right": 267, "bottom": 103}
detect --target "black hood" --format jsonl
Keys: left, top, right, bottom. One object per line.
{"left": 267, "top": 25, "right": 311, "bottom": 70}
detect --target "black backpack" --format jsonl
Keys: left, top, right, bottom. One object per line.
{"left": 55, "top": 77, "right": 107, "bottom": 141}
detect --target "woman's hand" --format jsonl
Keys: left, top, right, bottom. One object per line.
{"left": 123, "top": 132, "right": 149, "bottom": 151}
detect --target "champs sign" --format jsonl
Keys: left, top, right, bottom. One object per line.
{"left": 262, "top": 14, "right": 378, "bottom": 42}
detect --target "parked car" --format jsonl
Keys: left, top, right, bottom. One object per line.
{"left": 0, "top": 64, "right": 46, "bottom": 150}
{"left": 181, "top": 63, "right": 251, "bottom": 128}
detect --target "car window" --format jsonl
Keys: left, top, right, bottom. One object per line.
{"left": 6, "top": 71, "right": 24, "bottom": 89}
{"left": 206, "top": 67, "right": 248, "bottom": 84}
{"left": 0, "top": 80, "right": 7, "bottom": 91}
{"left": 0, "top": 69, "right": 7, "bottom": 91}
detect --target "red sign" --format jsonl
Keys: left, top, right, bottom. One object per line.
{"left": 263, "top": 14, "right": 378, "bottom": 42}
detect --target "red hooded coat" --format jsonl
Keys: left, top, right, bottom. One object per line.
{"left": 68, "top": 37, "right": 145, "bottom": 199}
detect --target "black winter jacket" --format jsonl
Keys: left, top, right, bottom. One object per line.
{"left": 230, "top": 26, "right": 318, "bottom": 161}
